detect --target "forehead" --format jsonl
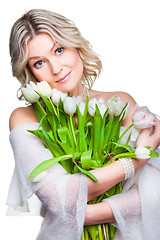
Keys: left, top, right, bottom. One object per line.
{"left": 27, "top": 33, "right": 56, "bottom": 59}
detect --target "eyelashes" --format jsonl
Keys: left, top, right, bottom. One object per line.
{"left": 33, "top": 47, "right": 64, "bottom": 69}
{"left": 34, "top": 60, "right": 44, "bottom": 68}
{"left": 55, "top": 47, "right": 64, "bottom": 55}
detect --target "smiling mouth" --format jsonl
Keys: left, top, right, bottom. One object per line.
{"left": 57, "top": 71, "right": 71, "bottom": 83}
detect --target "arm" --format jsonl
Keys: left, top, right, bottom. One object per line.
{"left": 85, "top": 186, "right": 141, "bottom": 225}
{"left": 85, "top": 117, "right": 160, "bottom": 224}
{"left": 9, "top": 106, "right": 150, "bottom": 204}
{"left": 85, "top": 202, "right": 115, "bottom": 225}
{"left": 9, "top": 106, "right": 160, "bottom": 203}
{"left": 87, "top": 117, "right": 160, "bottom": 201}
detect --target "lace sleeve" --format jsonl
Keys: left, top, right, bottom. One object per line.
{"left": 7, "top": 123, "right": 88, "bottom": 240}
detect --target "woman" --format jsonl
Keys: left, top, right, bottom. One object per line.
{"left": 7, "top": 9, "right": 160, "bottom": 240}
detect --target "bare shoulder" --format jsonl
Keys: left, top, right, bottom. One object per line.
{"left": 90, "top": 90, "right": 137, "bottom": 125}
{"left": 9, "top": 105, "right": 38, "bottom": 131}
{"left": 90, "top": 90, "right": 136, "bottom": 109}
{"left": 115, "top": 91, "right": 136, "bottom": 108}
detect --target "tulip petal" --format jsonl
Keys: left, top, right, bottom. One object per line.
{"left": 135, "top": 147, "right": 150, "bottom": 159}
{"left": 130, "top": 127, "right": 140, "bottom": 141}
{"left": 21, "top": 87, "right": 40, "bottom": 103}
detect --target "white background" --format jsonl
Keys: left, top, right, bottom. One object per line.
{"left": 1, "top": 0, "right": 160, "bottom": 239}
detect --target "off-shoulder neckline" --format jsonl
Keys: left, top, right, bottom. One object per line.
{"left": 9, "top": 122, "right": 39, "bottom": 137}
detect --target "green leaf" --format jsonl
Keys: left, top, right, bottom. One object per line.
{"left": 57, "top": 127, "right": 68, "bottom": 143}
{"left": 91, "top": 160, "right": 99, "bottom": 168}
{"left": 99, "top": 110, "right": 109, "bottom": 155}
{"left": 93, "top": 105, "right": 102, "bottom": 155}
{"left": 109, "top": 142, "right": 133, "bottom": 153}
{"left": 57, "top": 140, "right": 74, "bottom": 155}
{"left": 75, "top": 163, "right": 99, "bottom": 182}
{"left": 150, "top": 150, "right": 159, "bottom": 158}
{"left": 81, "top": 150, "right": 92, "bottom": 170}
{"left": 104, "top": 117, "right": 114, "bottom": 148}
{"left": 83, "top": 96, "right": 89, "bottom": 124}
{"left": 42, "top": 129, "right": 54, "bottom": 143}
{"left": 28, "top": 155, "right": 72, "bottom": 179}
{"left": 36, "top": 93, "right": 57, "bottom": 117}
{"left": 33, "top": 102, "right": 51, "bottom": 131}
{"left": 76, "top": 106, "right": 87, "bottom": 152}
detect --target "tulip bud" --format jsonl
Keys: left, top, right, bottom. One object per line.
{"left": 75, "top": 95, "right": 83, "bottom": 106}
{"left": 63, "top": 96, "right": 76, "bottom": 115}
{"left": 123, "top": 103, "right": 130, "bottom": 119}
{"left": 131, "top": 105, "right": 156, "bottom": 141}
{"left": 106, "top": 96, "right": 125, "bottom": 118}
{"left": 78, "top": 101, "right": 86, "bottom": 115}
{"left": 88, "top": 98, "right": 97, "bottom": 116}
{"left": 21, "top": 82, "right": 40, "bottom": 103}
{"left": 135, "top": 147, "right": 150, "bottom": 159}
{"left": 51, "top": 89, "right": 67, "bottom": 106}
{"left": 97, "top": 98, "right": 106, "bottom": 105}
{"left": 37, "top": 81, "right": 52, "bottom": 98}
{"left": 132, "top": 105, "right": 156, "bottom": 129}
{"left": 97, "top": 103, "right": 107, "bottom": 117}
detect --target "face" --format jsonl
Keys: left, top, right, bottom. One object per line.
{"left": 27, "top": 33, "right": 84, "bottom": 96}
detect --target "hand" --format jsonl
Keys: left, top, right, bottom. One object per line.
{"left": 131, "top": 117, "right": 160, "bottom": 170}
{"left": 136, "top": 117, "right": 160, "bottom": 151}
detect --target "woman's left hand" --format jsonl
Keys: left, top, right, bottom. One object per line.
{"left": 136, "top": 117, "right": 160, "bottom": 151}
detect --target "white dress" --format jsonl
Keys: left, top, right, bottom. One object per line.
{"left": 6, "top": 122, "right": 160, "bottom": 240}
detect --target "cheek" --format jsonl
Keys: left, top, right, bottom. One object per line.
{"left": 30, "top": 67, "right": 50, "bottom": 83}
{"left": 67, "top": 50, "right": 83, "bottom": 71}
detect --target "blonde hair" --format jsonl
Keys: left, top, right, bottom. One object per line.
{"left": 9, "top": 9, "right": 102, "bottom": 99}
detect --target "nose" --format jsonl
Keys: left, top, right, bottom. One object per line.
{"left": 50, "top": 58, "right": 62, "bottom": 75}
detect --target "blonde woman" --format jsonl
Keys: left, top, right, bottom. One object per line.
{"left": 7, "top": 9, "right": 160, "bottom": 240}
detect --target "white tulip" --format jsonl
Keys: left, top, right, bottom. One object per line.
{"left": 51, "top": 89, "right": 67, "bottom": 106}
{"left": 130, "top": 127, "right": 141, "bottom": 141}
{"left": 135, "top": 147, "right": 150, "bottom": 159}
{"left": 32, "top": 170, "right": 48, "bottom": 183}
{"left": 97, "top": 98, "right": 106, "bottom": 105}
{"left": 78, "top": 101, "right": 86, "bottom": 115}
{"left": 88, "top": 98, "right": 97, "bottom": 116}
{"left": 63, "top": 96, "right": 76, "bottom": 115}
{"left": 132, "top": 105, "right": 156, "bottom": 129}
{"left": 75, "top": 95, "right": 83, "bottom": 106}
{"left": 106, "top": 96, "right": 125, "bottom": 118}
{"left": 37, "top": 81, "right": 52, "bottom": 98}
{"left": 21, "top": 82, "right": 40, "bottom": 103}
{"left": 131, "top": 105, "right": 156, "bottom": 141}
{"left": 97, "top": 103, "right": 107, "bottom": 117}
{"left": 123, "top": 103, "right": 130, "bottom": 119}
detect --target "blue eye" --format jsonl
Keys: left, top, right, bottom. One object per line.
{"left": 34, "top": 61, "right": 43, "bottom": 68}
{"left": 55, "top": 47, "right": 64, "bottom": 55}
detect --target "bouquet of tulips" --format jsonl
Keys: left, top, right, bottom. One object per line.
{"left": 22, "top": 81, "right": 159, "bottom": 240}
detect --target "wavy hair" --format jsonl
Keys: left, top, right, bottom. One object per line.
{"left": 9, "top": 9, "right": 102, "bottom": 99}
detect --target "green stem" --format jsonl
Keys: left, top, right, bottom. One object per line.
{"left": 70, "top": 115, "right": 77, "bottom": 147}
{"left": 98, "top": 225, "right": 103, "bottom": 240}
{"left": 81, "top": 230, "right": 85, "bottom": 240}
{"left": 105, "top": 224, "right": 110, "bottom": 240}
{"left": 37, "top": 100, "right": 47, "bottom": 115}
{"left": 117, "top": 123, "right": 133, "bottom": 145}
{"left": 113, "top": 152, "right": 136, "bottom": 160}
{"left": 48, "top": 98, "right": 58, "bottom": 117}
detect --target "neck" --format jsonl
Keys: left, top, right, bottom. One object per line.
{"left": 69, "top": 82, "right": 89, "bottom": 100}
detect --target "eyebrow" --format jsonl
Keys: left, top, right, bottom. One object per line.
{"left": 28, "top": 42, "right": 56, "bottom": 61}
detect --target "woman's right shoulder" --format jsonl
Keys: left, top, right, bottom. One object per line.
{"left": 9, "top": 105, "right": 39, "bottom": 131}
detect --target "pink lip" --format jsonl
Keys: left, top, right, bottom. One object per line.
{"left": 57, "top": 71, "right": 71, "bottom": 83}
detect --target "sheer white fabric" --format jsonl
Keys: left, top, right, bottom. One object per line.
{"left": 6, "top": 121, "right": 160, "bottom": 239}
{"left": 103, "top": 123, "right": 160, "bottom": 240}
{"left": 6, "top": 123, "right": 88, "bottom": 240}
